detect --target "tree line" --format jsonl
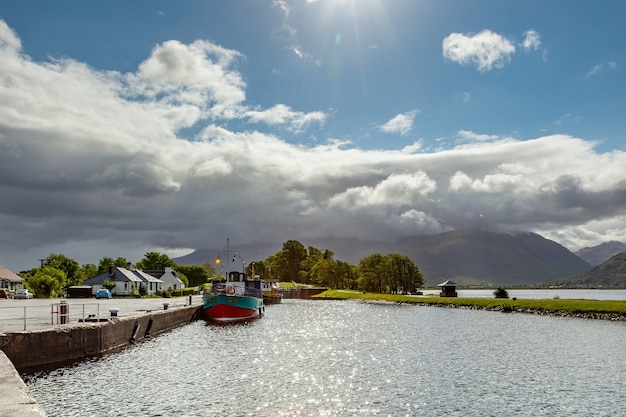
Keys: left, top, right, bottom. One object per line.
{"left": 18, "top": 240, "right": 424, "bottom": 298}
{"left": 247, "top": 240, "right": 424, "bottom": 293}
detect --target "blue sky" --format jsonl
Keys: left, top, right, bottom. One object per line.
{"left": 1, "top": 0, "right": 625, "bottom": 271}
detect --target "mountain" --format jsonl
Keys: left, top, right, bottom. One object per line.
{"left": 548, "top": 252, "right": 626, "bottom": 288}
{"left": 174, "top": 230, "right": 592, "bottom": 287}
{"left": 574, "top": 241, "right": 626, "bottom": 266}
{"left": 391, "top": 230, "right": 591, "bottom": 286}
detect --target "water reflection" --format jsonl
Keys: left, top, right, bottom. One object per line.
{"left": 25, "top": 300, "right": 626, "bottom": 416}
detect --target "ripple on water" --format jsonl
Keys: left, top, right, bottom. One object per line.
{"left": 24, "top": 299, "right": 626, "bottom": 416}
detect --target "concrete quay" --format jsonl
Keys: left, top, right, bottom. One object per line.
{"left": 0, "top": 296, "right": 204, "bottom": 416}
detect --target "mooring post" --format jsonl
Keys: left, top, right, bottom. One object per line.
{"left": 130, "top": 320, "right": 141, "bottom": 344}
{"left": 144, "top": 318, "right": 154, "bottom": 339}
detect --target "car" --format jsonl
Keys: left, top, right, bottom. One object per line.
{"left": 14, "top": 289, "right": 34, "bottom": 299}
{"left": 95, "top": 288, "right": 112, "bottom": 299}
{"left": 0, "top": 288, "right": 10, "bottom": 299}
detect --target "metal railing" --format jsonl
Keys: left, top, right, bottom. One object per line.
{"left": 0, "top": 302, "right": 104, "bottom": 332}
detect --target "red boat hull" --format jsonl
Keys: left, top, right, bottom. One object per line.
{"left": 204, "top": 300, "right": 261, "bottom": 323}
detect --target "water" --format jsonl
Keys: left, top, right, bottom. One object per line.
{"left": 25, "top": 300, "right": 626, "bottom": 416}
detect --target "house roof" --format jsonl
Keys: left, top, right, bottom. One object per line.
{"left": 83, "top": 267, "right": 145, "bottom": 285}
{"left": 133, "top": 269, "right": 163, "bottom": 283}
{"left": 116, "top": 268, "right": 143, "bottom": 282}
{"left": 437, "top": 280, "right": 457, "bottom": 287}
{"left": 0, "top": 265, "right": 24, "bottom": 283}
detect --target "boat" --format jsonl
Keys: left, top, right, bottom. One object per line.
{"left": 258, "top": 262, "right": 282, "bottom": 305}
{"left": 202, "top": 240, "right": 264, "bottom": 323}
{"left": 261, "top": 280, "right": 283, "bottom": 305}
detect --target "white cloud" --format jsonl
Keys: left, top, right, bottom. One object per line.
{"left": 442, "top": 29, "right": 516, "bottom": 72}
{"left": 379, "top": 110, "right": 419, "bottom": 136}
{"left": 127, "top": 39, "right": 246, "bottom": 107}
{"left": 0, "top": 19, "right": 21, "bottom": 50}
{"left": 271, "top": 0, "right": 290, "bottom": 18}
{"left": 522, "top": 29, "right": 541, "bottom": 51}
{"left": 587, "top": 61, "right": 618, "bottom": 77}
{"left": 457, "top": 130, "right": 500, "bottom": 142}
{"left": 245, "top": 104, "right": 327, "bottom": 132}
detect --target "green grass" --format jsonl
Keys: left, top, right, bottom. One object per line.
{"left": 313, "top": 290, "right": 626, "bottom": 319}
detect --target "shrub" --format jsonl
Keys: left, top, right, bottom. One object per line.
{"left": 493, "top": 287, "right": 509, "bottom": 299}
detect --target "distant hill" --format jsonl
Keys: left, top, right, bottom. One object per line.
{"left": 390, "top": 230, "right": 591, "bottom": 286}
{"left": 574, "top": 241, "right": 626, "bottom": 266}
{"left": 548, "top": 252, "right": 626, "bottom": 288}
{"left": 174, "top": 230, "right": 592, "bottom": 287}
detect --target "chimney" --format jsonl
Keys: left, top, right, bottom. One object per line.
{"left": 126, "top": 262, "right": 132, "bottom": 270}
{"left": 108, "top": 264, "right": 115, "bottom": 276}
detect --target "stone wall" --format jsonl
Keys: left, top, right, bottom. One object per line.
{"left": 0, "top": 305, "right": 201, "bottom": 373}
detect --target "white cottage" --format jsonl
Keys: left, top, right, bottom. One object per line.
{"left": 83, "top": 265, "right": 162, "bottom": 296}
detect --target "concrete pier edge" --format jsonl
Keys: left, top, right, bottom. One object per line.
{"left": 0, "top": 351, "right": 46, "bottom": 417}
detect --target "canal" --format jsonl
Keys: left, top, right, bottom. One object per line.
{"left": 24, "top": 299, "right": 626, "bottom": 416}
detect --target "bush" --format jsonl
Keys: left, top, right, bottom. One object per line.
{"left": 493, "top": 287, "right": 509, "bottom": 299}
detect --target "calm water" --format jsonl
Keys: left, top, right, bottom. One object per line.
{"left": 25, "top": 299, "right": 626, "bottom": 416}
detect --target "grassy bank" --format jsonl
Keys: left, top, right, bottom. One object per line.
{"left": 314, "top": 290, "right": 626, "bottom": 320}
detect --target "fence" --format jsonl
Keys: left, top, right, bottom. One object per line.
{"left": 0, "top": 301, "right": 105, "bottom": 332}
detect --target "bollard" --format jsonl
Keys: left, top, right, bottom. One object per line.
{"left": 130, "top": 320, "right": 141, "bottom": 344}
{"left": 109, "top": 308, "right": 119, "bottom": 317}
{"left": 144, "top": 318, "right": 154, "bottom": 339}
{"left": 188, "top": 294, "right": 192, "bottom": 306}
{"left": 60, "top": 300, "right": 69, "bottom": 324}
{"left": 163, "top": 302, "right": 169, "bottom": 310}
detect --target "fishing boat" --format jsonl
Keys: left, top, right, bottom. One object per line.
{"left": 261, "top": 280, "right": 283, "bottom": 305}
{"left": 202, "top": 240, "right": 264, "bottom": 323}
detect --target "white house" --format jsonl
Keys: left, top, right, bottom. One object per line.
{"left": 143, "top": 267, "right": 185, "bottom": 291}
{"left": 83, "top": 265, "right": 163, "bottom": 296}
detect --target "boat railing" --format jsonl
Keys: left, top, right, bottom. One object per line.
{"left": 208, "top": 284, "right": 263, "bottom": 299}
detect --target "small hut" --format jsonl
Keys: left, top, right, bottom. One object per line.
{"left": 438, "top": 280, "right": 458, "bottom": 297}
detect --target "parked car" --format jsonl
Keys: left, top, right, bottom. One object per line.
{"left": 95, "top": 288, "right": 112, "bottom": 299}
{"left": 14, "top": 289, "right": 34, "bottom": 299}
{"left": 0, "top": 288, "right": 12, "bottom": 299}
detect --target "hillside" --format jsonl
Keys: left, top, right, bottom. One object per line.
{"left": 174, "top": 230, "right": 591, "bottom": 287}
{"left": 391, "top": 230, "right": 591, "bottom": 286}
{"left": 574, "top": 241, "right": 626, "bottom": 266}
{"left": 548, "top": 252, "right": 626, "bottom": 288}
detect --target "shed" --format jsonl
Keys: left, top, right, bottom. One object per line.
{"left": 68, "top": 286, "right": 93, "bottom": 298}
{"left": 438, "top": 280, "right": 458, "bottom": 297}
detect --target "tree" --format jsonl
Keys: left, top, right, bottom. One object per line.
{"left": 97, "top": 257, "right": 129, "bottom": 274}
{"left": 27, "top": 266, "right": 67, "bottom": 298}
{"left": 311, "top": 258, "right": 335, "bottom": 287}
{"left": 45, "top": 253, "right": 81, "bottom": 287}
{"left": 77, "top": 263, "right": 98, "bottom": 283}
{"left": 175, "top": 265, "right": 208, "bottom": 287}
{"left": 358, "top": 254, "right": 387, "bottom": 293}
{"left": 387, "top": 254, "right": 423, "bottom": 294}
{"left": 494, "top": 287, "right": 509, "bottom": 299}
{"left": 200, "top": 262, "right": 221, "bottom": 280}
{"left": 357, "top": 253, "right": 423, "bottom": 294}
{"left": 274, "top": 240, "right": 307, "bottom": 282}
{"left": 136, "top": 252, "right": 175, "bottom": 270}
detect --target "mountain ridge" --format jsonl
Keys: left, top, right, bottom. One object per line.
{"left": 574, "top": 241, "right": 626, "bottom": 266}
{"left": 173, "top": 230, "right": 592, "bottom": 286}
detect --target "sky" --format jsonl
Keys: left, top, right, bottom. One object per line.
{"left": 1, "top": 0, "right": 625, "bottom": 272}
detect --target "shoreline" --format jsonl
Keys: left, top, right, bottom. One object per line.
{"left": 314, "top": 290, "right": 626, "bottom": 321}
